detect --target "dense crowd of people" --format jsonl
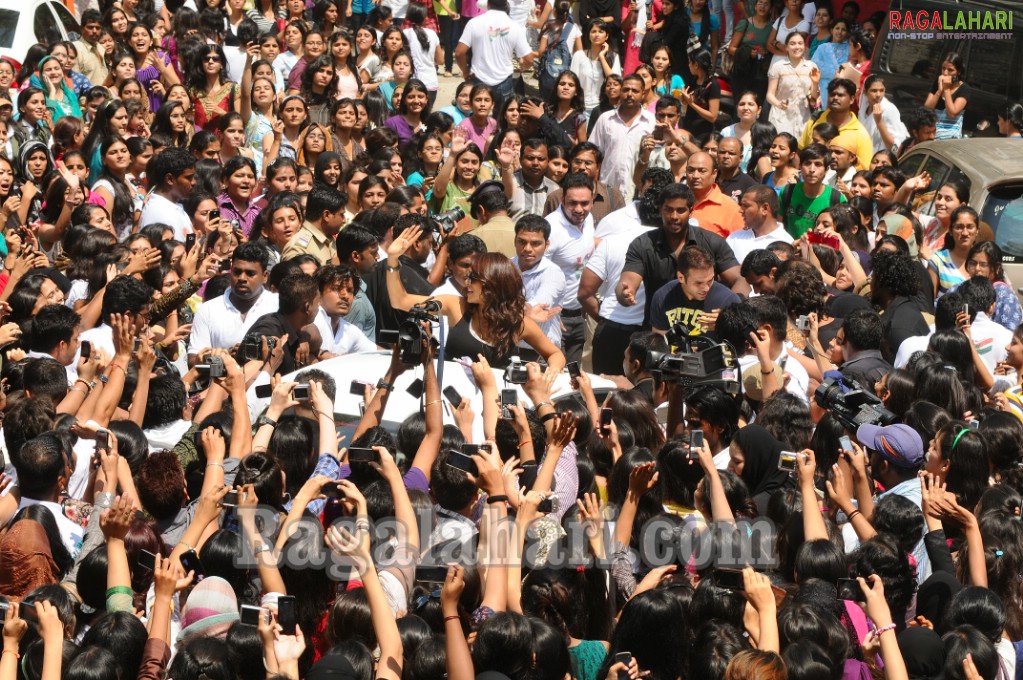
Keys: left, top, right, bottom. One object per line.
{"left": 0, "top": 1, "right": 1022, "bottom": 680}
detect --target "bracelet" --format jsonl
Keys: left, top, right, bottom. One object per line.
{"left": 206, "top": 461, "right": 224, "bottom": 468}
{"left": 75, "top": 379, "right": 92, "bottom": 394}
{"left": 386, "top": 263, "right": 401, "bottom": 273}
{"left": 444, "top": 615, "right": 460, "bottom": 622}
{"left": 108, "top": 363, "right": 127, "bottom": 376}
{"left": 540, "top": 412, "right": 557, "bottom": 423}
{"left": 535, "top": 400, "right": 554, "bottom": 410}
{"left": 70, "top": 386, "right": 88, "bottom": 396}
{"left": 847, "top": 509, "right": 861, "bottom": 521}
{"left": 2, "top": 649, "right": 19, "bottom": 659}
{"left": 869, "top": 623, "right": 897, "bottom": 639}
{"left": 760, "top": 366, "right": 775, "bottom": 375}
{"left": 178, "top": 540, "right": 195, "bottom": 552}
{"left": 424, "top": 399, "right": 442, "bottom": 407}
{"left": 517, "top": 440, "right": 532, "bottom": 449}
{"left": 486, "top": 495, "right": 509, "bottom": 505}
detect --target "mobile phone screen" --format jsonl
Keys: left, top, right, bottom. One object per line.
{"left": 277, "top": 596, "right": 297, "bottom": 635}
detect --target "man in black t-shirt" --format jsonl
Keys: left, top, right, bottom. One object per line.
{"left": 650, "top": 244, "right": 741, "bottom": 339}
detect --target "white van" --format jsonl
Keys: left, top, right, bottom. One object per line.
{"left": 0, "top": 0, "right": 80, "bottom": 67}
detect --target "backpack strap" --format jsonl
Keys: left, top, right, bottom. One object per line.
{"left": 827, "top": 185, "right": 842, "bottom": 207}
{"left": 779, "top": 183, "right": 793, "bottom": 221}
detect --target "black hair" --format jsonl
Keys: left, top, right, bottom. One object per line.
{"left": 942, "top": 625, "right": 997, "bottom": 680}
{"left": 471, "top": 612, "right": 535, "bottom": 680}
{"left": 142, "top": 374, "right": 186, "bottom": 429}
{"left": 842, "top": 309, "right": 882, "bottom": 352}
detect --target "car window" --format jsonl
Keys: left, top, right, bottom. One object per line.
{"left": 0, "top": 10, "right": 17, "bottom": 49}
{"left": 899, "top": 153, "right": 925, "bottom": 179}
{"left": 985, "top": 185, "right": 1023, "bottom": 263}
{"left": 912, "top": 156, "right": 954, "bottom": 216}
{"left": 33, "top": 4, "right": 65, "bottom": 45}
{"left": 882, "top": 37, "right": 953, "bottom": 89}
{"left": 966, "top": 40, "right": 1014, "bottom": 99}
{"left": 48, "top": 2, "right": 80, "bottom": 40}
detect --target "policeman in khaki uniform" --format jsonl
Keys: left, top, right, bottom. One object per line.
{"left": 281, "top": 186, "right": 347, "bottom": 265}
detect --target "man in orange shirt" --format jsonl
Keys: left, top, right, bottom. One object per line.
{"left": 686, "top": 152, "right": 743, "bottom": 238}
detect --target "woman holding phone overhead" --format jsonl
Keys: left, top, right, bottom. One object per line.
{"left": 383, "top": 224, "right": 565, "bottom": 371}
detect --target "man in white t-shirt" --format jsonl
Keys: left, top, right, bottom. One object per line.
{"left": 13, "top": 435, "right": 85, "bottom": 557}
{"left": 455, "top": 0, "right": 535, "bottom": 107}
{"left": 313, "top": 265, "right": 378, "bottom": 357}
{"left": 138, "top": 147, "right": 197, "bottom": 241}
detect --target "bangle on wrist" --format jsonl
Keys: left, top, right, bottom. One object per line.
{"left": 517, "top": 440, "right": 532, "bottom": 449}
{"left": 444, "top": 615, "right": 460, "bottom": 622}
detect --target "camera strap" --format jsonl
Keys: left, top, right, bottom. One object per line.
{"left": 436, "top": 316, "right": 446, "bottom": 395}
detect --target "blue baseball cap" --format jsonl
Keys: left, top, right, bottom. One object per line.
{"left": 856, "top": 423, "right": 924, "bottom": 469}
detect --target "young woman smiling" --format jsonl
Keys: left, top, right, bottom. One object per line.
{"left": 217, "top": 156, "right": 262, "bottom": 237}
{"left": 242, "top": 49, "right": 278, "bottom": 174}
{"left": 384, "top": 79, "right": 430, "bottom": 147}
{"left": 929, "top": 205, "right": 979, "bottom": 300}
{"left": 329, "top": 98, "right": 363, "bottom": 174}
{"left": 721, "top": 91, "right": 761, "bottom": 172}
{"left": 128, "top": 23, "right": 179, "bottom": 114}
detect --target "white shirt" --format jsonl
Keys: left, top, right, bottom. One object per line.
{"left": 726, "top": 221, "right": 792, "bottom": 265}
{"left": 458, "top": 10, "right": 533, "bottom": 86}
{"left": 894, "top": 332, "right": 932, "bottom": 369}
{"left": 738, "top": 347, "right": 810, "bottom": 403}
{"left": 403, "top": 27, "right": 441, "bottom": 91}
{"left": 187, "top": 289, "right": 280, "bottom": 356}
{"left": 514, "top": 255, "right": 565, "bottom": 348}
{"left": 585, "top": 228, "right": 655, "bottom": 325}
{"left": 383, "top": 0, "right": 409, "bottom": 18}
{"left": 545, "top": 206, "right": 595, "bottom": 311}
{"left": 313, "top": 308, "right": 377, "bottom": 356}
{"left": 18, "top": 498, "right": 84, "bottom": 557}
{"left": 570, "top": 49, "right": 622, "bottom": 111}
{"left": 78, "top": 323, "right": 115, "bottom": 359}
{"left": 594, "top": 202, "right": 641, "bottom": 240}
{"left": 589, "top": 107, "right": 656, "bottom": 201}
{"left": 858, "top": 96, "right": 909, "bottom": 153}
{"left": 971, "top": 311, "right": 1012, "bottom": 374}
{"left": 139, "top": 193, "right": 193, "bottom": 242}
{"left": 144, "top": 419, "right": 193, "bottom": 453}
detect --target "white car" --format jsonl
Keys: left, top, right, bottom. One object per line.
{"left": 0, "top": 0, "right": 80, "bottom": 67}
{"left": 253, "top": 351, "right": 621, "bottom": 440}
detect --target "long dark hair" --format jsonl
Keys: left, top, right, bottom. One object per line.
{"left": 471, "top": 253, "right": 526, "bottom": 358}
{"left": 547, "top": 70, "right": 585, "bottom": 114}
{"left": 330, "top": 28, "right": 363, "bottom": 94}
{"left": 82, "top": 99, "right": 126, "bottom": 166}
{"left": 151, "top": 101, "right": 189, "bottom": 148}
{"left": 186, "top": 43, "right": 230, "bottom": 92}
{"left": 10, "top": 503, "right": 73, "bottom": 575}
{"left": 99, "top": 137, "right": 134, "bottom": 228}
{"left": 406, "top": 4, "right": 430, "bottom": 51}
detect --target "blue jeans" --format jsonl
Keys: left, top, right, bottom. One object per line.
{"left": 479, "top": 75, "right": 514, "bottom": 114}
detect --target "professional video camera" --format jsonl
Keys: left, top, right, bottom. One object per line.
{"left": 434, "top": 207, "right": 465, "bottom": 235}
{"left": 649, "top": 336, "right": 742, "bottom": 396}
{"left": 398, "top": 299, "right": 442, "bottom": 365}
{"left": 815, "top": 375, "right": 897, "bottom": 431}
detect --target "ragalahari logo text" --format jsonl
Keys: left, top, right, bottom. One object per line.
{"left": 888, "top": 9, "right": 1013, "bottom": 39}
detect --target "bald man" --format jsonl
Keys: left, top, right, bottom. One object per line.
{"left": 686, "top": 152, "right": 744, "bottom": 238}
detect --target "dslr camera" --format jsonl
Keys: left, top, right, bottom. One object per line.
{"left": 241, "top": 334, "right": 277, "bottom": 362}
{"left": 815, "top": 376, "right": 897, "bottom": 431}
{"left": 434, "top": 207, "right": 465, "bottom": 235}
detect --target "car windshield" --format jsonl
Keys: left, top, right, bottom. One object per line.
{"left": 0, "top": 10, "right": 18, "bottom": 49}
{"left": 986, "top": 185, "right": 1023, "bottom": 262}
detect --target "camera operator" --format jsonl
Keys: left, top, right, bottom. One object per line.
{"left": 383, "top": 225, "right": 565, "bottom": 372}
{"left": 468, "top": 180, "right": 516, "bottom": 257}
{"left": 244, "top": 272, "right": 322, "bottom": 375}
{"left": 831, "top": 309, "right": 893, "bottom": 390}
{"left": 366, "top": 213, "right": 437, "bottom": 336}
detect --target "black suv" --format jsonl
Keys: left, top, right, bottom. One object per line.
{"left": 871, "top": 0, "right": 1022, "bottom": 135}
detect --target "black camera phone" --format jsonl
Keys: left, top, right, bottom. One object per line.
{"left": 500, "top": 389, "right": 517, "bottom": 419}
{"left": 180, "top": 549, "right": 204, "bottom": 579}
{"left": 600, "top": 408, "right": 613, "bottom": 436}
{"left": 443, "top": 385, "right": 462, "bottom": 407}
{"left": 567, "top": 361, "right": 581, "bottom": 379}
{"left": 347, "top": 447, "right": 380, "bottom": 464}
{"left": 445, "top": 450, "right": 478, "bottom": 476}
{"left": 80, "top": 340, "right": 91, "bottom": 360}
{"left": 277, "top": 596, "right": 297, "bottom": 635}
{"left": 713, "top": 568, "right": 745, "bottom": 591}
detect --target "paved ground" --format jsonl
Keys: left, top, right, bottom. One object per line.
{"left": 432, "top": 67, "right": 539, "bottom": 110}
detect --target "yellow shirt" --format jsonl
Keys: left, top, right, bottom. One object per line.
{"left": 799, "top": 111, "right": 874, "bottom": 170}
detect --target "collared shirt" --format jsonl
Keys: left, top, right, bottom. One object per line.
{"left": 474, "top": 213, "right": 516, "bottom": 258}
{"left": 216, "top": 192, "right": 265, "bottom": 238}
{"left": 140, "top": 192, "right": 192, "bottom": 241}
{"left": 346, "top": 285, "right": 377, "bottom": 341}
{"left": 623, "top": 223, "right": 740, "bottom": 324}
{"left": 726, "top": 221, "right": 792, "bottom": 265}
{"left": 187, "top": 288, "right": 280, "bottom": 355}
{"left": 542, "top": 181, "right": 625, "bottom": 227}
{"left": 514, "top": 255, "right": 565, "bottom": 347}
{"left": 281, "top": 222, "right": 337, "bottom": 264}
{"left": 313, "top": 307, "right": 377, "bottom": 355}
{"left": 691, "top": 184, "right": 744, "bottom": 238}
{"left": 75, "top": 38, "right": 109, "bottom": 86}
{"left": 511, "top": 170, "right": 559, "bottom": 219}
{"left": 545, "top": 206, "right": 595, "bottom": 311}
{"left": 589, "top": 106, "right": 656, "bottom": 201}
{"left": 799, "top": 110, "right": 874, "bottom": 170}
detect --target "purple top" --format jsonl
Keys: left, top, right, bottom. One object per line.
{"left": 384, "top": 115, "right": 418, "bottom": 146}
{"left": 456, "top": 116, "right": 497, "bottom": 155}
{"left": 137, "top": 51, "right": 171, "bottom": 113}
{"left": 216, "top": 191, "right": 264, "bottom": 238}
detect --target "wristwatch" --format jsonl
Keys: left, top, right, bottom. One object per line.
{"left": 377, "top": 379, "right": 394, "bottom": 391}
{"left": 256, "top": 415, "right": 278, "bottom": 429}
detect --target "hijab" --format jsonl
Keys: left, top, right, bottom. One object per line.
{"left": 313, "top": 151, "right": 342, "bottom": 188}
{"left": 0, "top": 520, "right": 61, "bottom": 600}
{"left": 733, "top": 424, "right": 793, "bottom": 510}
{"left": 897, "top": 627, "right": 945, "bottom": 680}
